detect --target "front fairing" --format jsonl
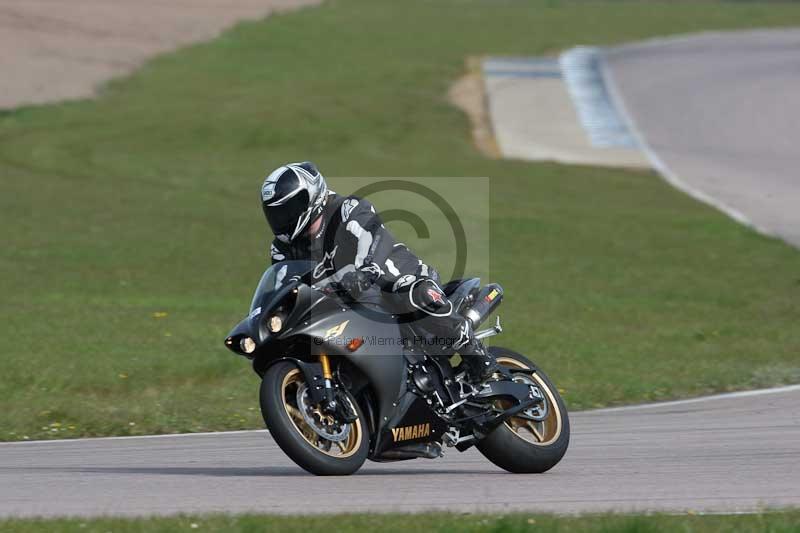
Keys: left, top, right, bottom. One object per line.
{"left": 225, "top": 261, "right": 409, "bottom": 444}
{"left": 225, "top": 261, "right": 322, "bottom": 356}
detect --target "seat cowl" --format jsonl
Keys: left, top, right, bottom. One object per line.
{"left": 441, "top": 278, "right": 481, "bottom": 313}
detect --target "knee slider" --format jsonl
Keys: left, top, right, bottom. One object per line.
{"left": 409, "top": 279, "right": 452, "bottom": 317}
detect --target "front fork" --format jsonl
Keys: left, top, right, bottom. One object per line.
{"left": 318, "top": 353, "right": 336, "bottom": 409}
{"left": 318, "top": 354, "right": 358, "bottom": 422}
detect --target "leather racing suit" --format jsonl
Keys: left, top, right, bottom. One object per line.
{"left": 269, "top": 191, "right": 494, "bottom": 376}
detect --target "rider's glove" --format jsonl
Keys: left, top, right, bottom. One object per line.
{"left": 339, "top": 263, "right": 380, "bottom": 299}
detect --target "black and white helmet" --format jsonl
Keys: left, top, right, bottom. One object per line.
{"left": 261, "top": 161, "right": 328, "bottom": 242}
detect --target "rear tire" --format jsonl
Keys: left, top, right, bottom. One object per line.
{"left": 475, "top": 347, "right": 570, "bottom": 473}
{"left": 260, "top": 361, "right": 369, "bottom": 476}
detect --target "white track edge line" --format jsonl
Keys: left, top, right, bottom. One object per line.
{"left": 597, "top": 50, "right": 775, "bottom": 238}
{"left": 610, "top": 27, "right": 800, "bottom": 55}
{"left": 4, "top": 384, "right": 799, "bottom": 445}
{"left": 0, "top": 429, "right": 268, "bottom": 446}
{"left": 584, "top": 383, "right": 800, "bottom": 414}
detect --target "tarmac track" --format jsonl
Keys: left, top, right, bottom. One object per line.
{"left": 1, "top": 386, "right": 799, "bottom": 518}
{"left": 3, "top": 18, "right": 800, "bottom": 519}
{"left": 603, "top": 29, "right": 800, "bottom": 247}
{"left": 0, "top": 0, "right": 320, "bottom": 109}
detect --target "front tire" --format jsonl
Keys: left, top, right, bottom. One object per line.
{"left": 475, "top": 347, "right": 570, "bottom": 473}
{"left": 260, "top": 361, "right": 369, "bottom": 476}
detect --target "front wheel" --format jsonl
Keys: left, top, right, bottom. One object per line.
{"left": 260, "top": 361, "right": 369, "bottom": 476}
{"left": 475, "top": 347, "right": 570, "bottom": 473}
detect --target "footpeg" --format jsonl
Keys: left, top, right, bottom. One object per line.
{"left": 474, "top": 316, "right": 503, "bottom": 340}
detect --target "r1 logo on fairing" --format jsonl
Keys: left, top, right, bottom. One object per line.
{"left": 323, "top": 320, "right": 349, "bottom": 341}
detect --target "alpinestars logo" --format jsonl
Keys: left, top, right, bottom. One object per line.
{"left": 427, "top": 287, "right": 444, "bottom": 304}
{"left": 313, "top": 246, "right": 338, "bottom": 279}
{"left": 453, "top": 321, "right": 470, "bottom": 350}
{"left": 361, "top": 262, "right": 383, "bottom": 277}
{"left": 392, "top": 274, "right": 416, "bottom": 291}
{"left": 341, "top": 198, "right": 358, "bottom": 222}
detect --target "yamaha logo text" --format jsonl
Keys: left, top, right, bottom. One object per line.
{"left": 391, "top": 423, "right": 431, "bottom": 442}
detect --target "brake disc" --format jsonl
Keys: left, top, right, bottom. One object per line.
{"left": 513, "top": 376, "right": 549, "bottom": 422}
{"left": 295, "top": 384, "right": 350, "bottom": 442}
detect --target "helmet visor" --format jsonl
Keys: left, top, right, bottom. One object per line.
{"left": 265, "top": 190, "right": 310, "bottom": 239}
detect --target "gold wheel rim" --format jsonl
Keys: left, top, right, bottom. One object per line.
{"left": 496, "top": 356, "right": 562, "bottom": 446}
{"left": 280, "top": 368, "right": 363, "bottom": 458}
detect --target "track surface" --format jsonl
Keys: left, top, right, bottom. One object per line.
{"left": 0, "top": 0, "right": 319, "bottom": 109}
{"left": 2, "top": 386, "right": 798, "bottom": 518}
{"left": 3, "top": 23, "right": 799, "bottom": 519}
{"left": 604, "top": 29, "right": 800, "bottom": 247}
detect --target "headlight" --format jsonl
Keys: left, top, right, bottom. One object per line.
{"left": 268, "top": 315, "right": 283, "bottom": 333}
{"left": 239, "top": 337, "right": 256, "bottom": 354}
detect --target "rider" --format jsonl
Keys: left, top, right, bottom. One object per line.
{"left": 261, "top": 161, "right": 500, "bottom": 383}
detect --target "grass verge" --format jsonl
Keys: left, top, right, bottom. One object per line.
{"left": 1, "top": 0, "right": 800, "bottom": 440}
{"left": 2, "top": 511, "right": 800, "bottom": 533}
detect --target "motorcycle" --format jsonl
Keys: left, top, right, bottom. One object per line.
{"left": 224, "top": 260, "right": 569, "bottom": 475}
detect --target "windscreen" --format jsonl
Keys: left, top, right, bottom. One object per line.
{"left": 250, "top": 260, "right": 316, "bottom": 312}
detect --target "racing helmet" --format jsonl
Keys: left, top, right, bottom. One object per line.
{"left": 260, "top": 161, "right": 328, "bottom": 242}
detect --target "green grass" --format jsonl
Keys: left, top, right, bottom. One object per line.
{"left": 2, "top": 511, "right": 800, "bottom": 533}
{"left": 2, "top": 0, "right": 800, "bottom": 441}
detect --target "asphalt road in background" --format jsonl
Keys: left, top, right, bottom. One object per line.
{"left": 603, "top": 29, "right": 800, "bottom": 247}
{"left": 2, "top": 386, "right": 798, "bottom": 518}
{"left": 0, "top": 0, "right": 319, "bottom": 109}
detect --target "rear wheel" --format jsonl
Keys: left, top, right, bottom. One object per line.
{"left": 260, "top": 361, "right": 369, "bottom": 475}
{"left": 475, "top": 347, "right": 570, "bottom": 473}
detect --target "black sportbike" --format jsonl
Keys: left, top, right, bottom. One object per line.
{"left": 225, "top": 260, "right": 569, "bottom": 475}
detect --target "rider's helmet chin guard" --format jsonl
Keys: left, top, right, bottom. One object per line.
{"left": 261, "top": 161, "right": 329, "bottom": 242}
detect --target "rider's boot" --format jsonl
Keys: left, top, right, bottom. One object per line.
{"left": 460, "top": 341, "right": 500, "bottom": 383}
{"left": 454, "top": 321, "right": 504, "bottom": 383}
